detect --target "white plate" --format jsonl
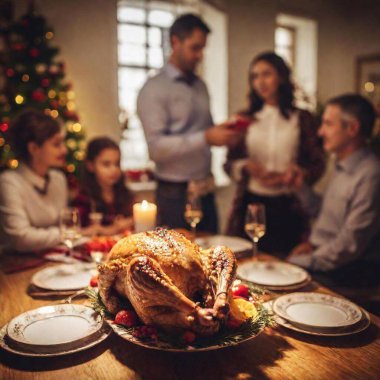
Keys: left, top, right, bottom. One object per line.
{"left": 7, "top": 304, "right": 103, "bottom": 352}
{"left": 195, "top": 235, "right": 253, "bottom": 255}
{"left": 31, "top": 263, "right": 95, "bottom": 290}
{"left": 273, "top": 292, "right": 363, "bottom": 329}
{"left": 264, "top": 301, "right": 370, "bottom": 336}
{"left": 0, "top": 323, "right": 111, "bottom": 357}
{"left": 237, "top": 261, "right": 309, "bottom": 287}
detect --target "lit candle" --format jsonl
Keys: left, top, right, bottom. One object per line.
{"left": 133, "top": 200, "right": 157, "bottom": 233}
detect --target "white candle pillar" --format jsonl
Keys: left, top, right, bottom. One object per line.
{"left": 133, "top": 200, "right": 157, "bottom": 233}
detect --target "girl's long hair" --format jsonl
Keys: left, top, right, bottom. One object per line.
{"left": 81, "top": 137, "right": 133, "bottom": 216}
{"left": 243, "top": 52, "right": 296, "bottom": 119}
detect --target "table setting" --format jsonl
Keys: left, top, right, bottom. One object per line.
{"left": 1, "top": 201, "right": 379, "bottom": 380}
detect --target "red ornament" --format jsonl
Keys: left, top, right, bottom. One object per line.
{"left": 29, "top": 48, "right": 40, "bottom": 58}
{"left": 0, "top": 123, "right": 9, "bottom": 133}
{"left": 41, "top": 78, "right": 50, "bottom": 87}
{"left": 12, "top": 43, "right": 26, "bottom": 51}
{"left": 64, "top": 110, "right": 79, "bottom": 122}
{"left": 50, "top": 100, "right": 59, "bottom": 109}
{"left": 6, "top": 68, "right": 15, "bottom": 77}
{"left": 31, "top": 89, "right": 46, "bottom": 102}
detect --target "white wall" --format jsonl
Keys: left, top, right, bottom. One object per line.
{"left": 14, "top": 0, "right": 120, "bottom": 141}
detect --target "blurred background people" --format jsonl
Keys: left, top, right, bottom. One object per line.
{"left": 137, "top": 14, "right": 241, "bottom": 233}
{"left": 225, "top": 52, "right": 325, "bottom": 254}
{"left": 73, "top": 137, "right": 134, "bottom": 236}
{"left": 288, "top": 94, "right": 380, "bottom": 273}
{"left": 0, "top": 109, "right": 68, "bottom": 252}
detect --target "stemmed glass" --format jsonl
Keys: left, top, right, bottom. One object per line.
{"left": 60, "top": 207, "right": 81, "bottom": 255}
{"left": 184, "top": 195, "right": 203, "bottom": 239}
{"left": 245, "top": 203, "right": 266, "bottom": 260}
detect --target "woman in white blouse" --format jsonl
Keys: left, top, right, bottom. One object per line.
{"left": 0, "top": 109, "right": 68, "bottom": 253}
{"left": 225, "top": 52, "right": 325, "bottom": 254}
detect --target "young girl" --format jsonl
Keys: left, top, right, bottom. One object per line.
{"left": 73, "top": 137, "right": 134, "bottom": 236}
{"left": 225, "top": 52, "right": 325, "bottom": 254}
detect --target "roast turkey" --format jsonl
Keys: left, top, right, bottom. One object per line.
{"left": 98, "top": 229, "right": 237, "bottom": 336}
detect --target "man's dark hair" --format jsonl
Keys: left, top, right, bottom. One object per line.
{"left": 169, "top": 13, "right": 211, "bottom": 41}
{"left": 327, "top": 94, "right": 376, "bottom": 139}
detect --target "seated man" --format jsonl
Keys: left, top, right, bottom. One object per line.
{"left": 287, "top": 94, "right": 380, "bottom": 273}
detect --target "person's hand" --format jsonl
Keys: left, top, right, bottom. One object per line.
{"left": 205, "top": 123, "right": 242, "bottom": 147}
{"left": 259, "top": 171, "right": 285, "bottom": 187}
{"left": 80, "top": 224, "right": 102, "bottom": 237}
{"left": 244, "top": 160, "right": 267, "bottom": 178}
{"left": 284, "top": 164, "right": 306, "bottom": 189}
{"left": 287, "top": 241, "right": 314, "bottom": 260}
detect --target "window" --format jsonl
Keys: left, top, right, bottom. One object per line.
{"left": 117, "top": 1, "right": 175, "bottom": 169}
{"left": 275, "top": 14, "right": 318, "bottom": 110}
{"left": 275, "top": 25, "right": 296, "bottom": 68}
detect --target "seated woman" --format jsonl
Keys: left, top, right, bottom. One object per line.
{"left": 225, "top": 52, "right": 325, "bottom": 254}
{"left": 73, "top": 137, "right": 134, "bottom": 236}
{"left": 0, "top": 109, "right": 68, "bottom": 252}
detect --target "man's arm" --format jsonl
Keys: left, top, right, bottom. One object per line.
{"left": 291, "top": 173, "right": 380, "bottom": 271}
{"left": 137, "top": 83, "right": 239, "bottom": 164}
{"left": 296, "top": 184, "right": 323, "bottom": 219}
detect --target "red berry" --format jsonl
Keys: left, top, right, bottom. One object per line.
{"left": 182, "top": 331, "right": 196, "bottom": 344}
{"left": 114, "top": 310, "right": 138, "bottom": 327}
{"left": 232, "top": 284, "right": 250, "bottom": 299}
{"left": 89, "top": 275, "right": 98, "bottom": 287}
{"left": 226, "top": 318, "right": 242, "bottom": 329}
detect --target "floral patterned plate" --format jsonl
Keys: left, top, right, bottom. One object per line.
{"left": 7, "top": 304, "right": 103, "bottom": 353}
{"left": 273, "top": 292, "right": 362, "bottom": 329}
{"left": 31, "top": 263, "right": 95, "bottom": 291}
{"left": 0, "top": 323, "right": 111, "bottom": 357}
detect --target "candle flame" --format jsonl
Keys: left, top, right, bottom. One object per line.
{"left": 141, "top": 200, "right": 148, "bottom": 210}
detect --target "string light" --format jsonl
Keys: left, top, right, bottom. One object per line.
{"left": 44, "top": 108, "right": 51, "bottom": 115}
{"left": 72, "top": 123, "right": 82, "bottom": 133}
{"left": 4, "top": 144, "right": 11, "bottom": 152}
{"left": 66, "top": 139, "right": 77, "bottom": 150}
{"left": 0, "top": 138, "right": 5, "bottom": 147}
{"left": 48, "top": 90, "right": 56, "bottom": 99}
{"left": 364, "top": 82, "right": 375, "bottom": 93}
{"left": 15, "top": 95, "right": 24, "bottom": 104}
{"left": 22, "top": 74, "right": 30, "bottom": 82}
{"left": 45, "top": 31, "right": 54, "bottom": 40}
{"left": 50, "top": 110, "right": 59, "bottom": 118}
{"left": 66, "top": 164, "right": 75, "bottom": 173}
{"left": 67, "top": 91, "right": 75, "bottom": 100}
{"left": 9, "top": 159, "right": 19, "bottom": 169}
{"left": 74, "top": 151, "right": 85, "bottom": 160}
{"left": 66, "top": 101, "right": 75, "bottom": 111}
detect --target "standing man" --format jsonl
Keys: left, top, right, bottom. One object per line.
{"left": 137, "top": 14, "right": 240, "bottom": 232}
{"left": 287, "top": 94, "right": 380, "bottom": 273}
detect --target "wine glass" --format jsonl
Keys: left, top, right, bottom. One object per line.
{"left": 245, "top": 203, "right": 266, "bottom": 260}
{"left": 60, "top": 207, "right": 81, "bottom": 255}
{"left": 184, "top": 196, "right": 203, "bottom": 239}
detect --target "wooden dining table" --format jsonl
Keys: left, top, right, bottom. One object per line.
{"left": 1, "top": 253, "right": 380, "bottom": 380}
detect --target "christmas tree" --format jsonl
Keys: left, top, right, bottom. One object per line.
{"left": 0, "top": 2, "right": 85, "bottom": 177}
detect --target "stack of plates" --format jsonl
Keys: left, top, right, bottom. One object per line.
{"left": 268, "top": 292, "right": 371, "bottom": 336}
{"left": 195, "top": 235, "right": 253, "bottom": 259}
{"left": 1, "top": 304, "right": 110, "bottom": 356}
{"left": 237, "top": 261, "right": 311, "bottom": 290}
